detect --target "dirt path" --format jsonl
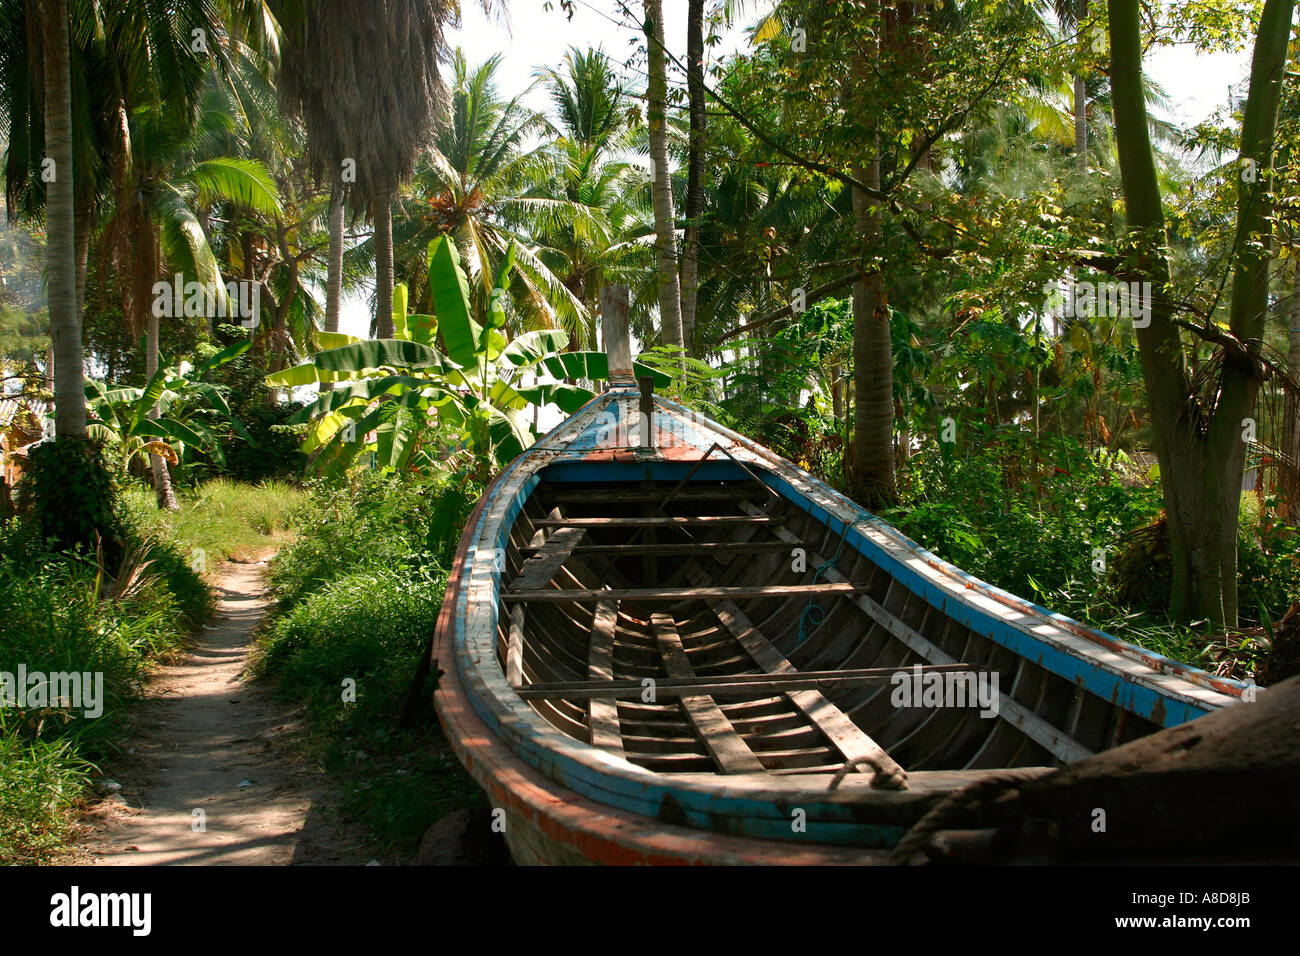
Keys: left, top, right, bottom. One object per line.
{"left": 75, "top": 559, "right": 373, "bottom": 866}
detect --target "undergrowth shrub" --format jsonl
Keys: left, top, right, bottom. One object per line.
{"left": 255, "top": 470, "right": 483, "bottom": 852}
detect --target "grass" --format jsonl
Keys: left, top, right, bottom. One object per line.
{"left": 253, "top": 471, "right": 486, "bottom": 856}
{"left": 0, "top": 731, "right": 93, "bottom": 864}
{"left": 121, "top": 477, "right": 305, "bottom": 564}
{"left": 0, "top": 477, "right": 304, "bottom": 864}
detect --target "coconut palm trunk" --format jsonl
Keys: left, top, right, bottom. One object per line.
{"left": 373, "top": 181, "right": 395, "bottom": 338}
{"left": 849, "top": 143, "right": 896, "bottom": 506}
{"left": 1288, "top": 259, "right": 1300, "bottom": 520}
{"left": 1074, "top": 0, "right": 1088, "bottom": 173}
{"left": 848, "top": 34, "right": 896, "bottom": 507}
{"left": 679, "top": 0, "right": 706, "bottom": 357}
{"left": 41, "top": 0, "right": 86, "bottom": 440}
{"left": 326, "top": 180, "right": 346, "bottom": 334}
{"left": 645, "top": 0, "right": 684, "bottom": 350}
{"left": 134, "top": 206, "right": 178, "bottom": 511}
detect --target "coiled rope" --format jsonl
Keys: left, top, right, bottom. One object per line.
{"left": 829, "top": 755, "right": 908, "bottom": 791}
{"left": 887, "top": 767, "right": 1052, "bottom": 865}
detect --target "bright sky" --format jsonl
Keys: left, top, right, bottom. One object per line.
{"left": 337, "top": 0, "right": 1253, "bottom": 337}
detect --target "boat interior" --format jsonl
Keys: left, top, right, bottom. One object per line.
{"left": 494, "top": 467, "right": 1163, "bottom": 787}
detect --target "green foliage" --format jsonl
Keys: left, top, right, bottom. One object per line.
{"left": 884, "top": 431, "right": 1166, "bottom": 614}
{"left": 195, "top": 329, "right": 306, "bottom": 483}
{"left": 85, "top": 341, "right": 251, "bottom": 477}
{"left": 0, "top": 733, "right": 92, "bottom": 865}
{"left": 0, "top": 509, "right": 211, "bottom": 862}
{"left": 255, "top": 471, "right": 484, "bottom": 851}
{"left": 19, "top": 439, "right": 126, "bottom": 565}
{"left": 120, "top": 477, "right": 305, "bottom": 564}
{"left": 266, "top": 471, "right": 476, "bottom": 614}
{"left": 271, "top": 236, "right": 666, "bottom": 479}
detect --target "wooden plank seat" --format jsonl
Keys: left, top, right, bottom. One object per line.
{"left": 514, "top": 664, "right": 975, "bottom": 701}
{"left": 534, "top": 515, "right": 777, "bottom": 528}
{"left": 535, "top": 485, "right": 770, "bottom": 504}
{"left": 517, "top": 541, "right": 796, "bottom": 557}
{"left": 586, "top": 600, "right": 624, "bottom": 758}
{"left": 503, "top": 582, "right": 863, "bottom": 602}
{"left": 509, "top": 526, "right": 586, "bottom": 591}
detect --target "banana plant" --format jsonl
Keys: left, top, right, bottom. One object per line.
{"left": 85, "top": 340, "right": 252, "bottom": 473}
{"left": 268, "top": 235, "right": 667, "bottom": 478}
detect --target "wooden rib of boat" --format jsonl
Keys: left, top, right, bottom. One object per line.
{"left": 432, "top": 350, "right": 1254, "bottom": 866}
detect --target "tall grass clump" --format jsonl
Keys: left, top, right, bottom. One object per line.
{"left": 121, "top": 477, "right": 306, "bottom": 563}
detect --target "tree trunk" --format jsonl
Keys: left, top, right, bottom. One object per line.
{"left": 831, "top": 364, "right": 844, "bottom": 422}
{"left": 41, "top": 0, "right": 86, "bottom": 441}
{"left": 1286, "top": 261, "right": 1300, "bottom": 523}
{"left": 679, "top": 0, "right": 706, "bottom": 357}
{"left": 326, "top": 181, "right": 345, "bottom": 335}
{"left": 137, "top": 220, "right": 179, "bottom": 512}
{"left": 644, "top": 0, "right": 684, "bottom": 350}
{"left": 1108, "top": 0, "right": 1293, "bottom": 626}
{"left": 271, "top": 218, "right": 299, "bottom": 373}
{"left": 1073, "top": 0, "right": 1088, "bottom": 173}
{"left": 74, "top": 198, "right": 90, "bottom": 323}
{"left": 848, "top": 37, "right": 896, "bottom": 507}
{"left": 373, "top": 181, "right": 395, "bottom": 338}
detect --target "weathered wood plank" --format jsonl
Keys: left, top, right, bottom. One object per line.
{"left": 503, "top": 582, "right": 861, "bottom": 602}
{"left": 533, "top": 515, "right": 776, "bottom": 527}
{"left": 535, "top": 486, "right": 768, "bottom": 504}
{"left": 505, "top": 604, "right": 526, "bottom": 688}
{"left": 707, "top": 593, "right": 907, "bottom": 782}
{"left": 652, "top": 613, "right": 765, "bottom": 774}
{"left": 515, "top": 663, "right": 974, "bottom": 701}
{"left": 509, "top": 526, "right": 586, "bottom": 591}
{"left": 518, "top": 541, "right": 796, "bottom": 557}
{"left": 586, "top": 599, "right": 624, "bottom": 758}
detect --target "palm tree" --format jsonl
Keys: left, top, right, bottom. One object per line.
{"left": 538, "top": 46, "right": 630, "bottom": 150}
{"left": 99, "top": 99, "right": 282, "bottom": 508}
{"left": 681, "top": 0, "right": 707, "bottom": 355}
{"left": 40, "top": 0, "right": 85, "bottom": 439}
{"left": 644, "top": 0, "right": 684, "bottom": 350}
{"left": 390, "top": 53, "right": 592, "bottom": 340}
{"left": 273, "top": 0, "right": 450, "bottom": 339}
{"left": 275, "top": 0, "right": 348, "bottom": 339}
{"left": 534, "top": 48, "right": 655, "bottom": 344}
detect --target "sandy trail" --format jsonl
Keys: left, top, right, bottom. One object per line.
{"left": 76, "top": 559, "right": 372, "bottom": 865}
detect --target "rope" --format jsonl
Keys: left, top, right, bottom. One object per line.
{"left": 887, "top": 767, "right": 1052, "bottom": 866}
{"left": 795, "top": 525, "right": 850, "bottom": 647}
{"left": 829, "top": 755, "right": 908, "bottom": 791}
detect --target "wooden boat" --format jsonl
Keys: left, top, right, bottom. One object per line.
{"left": 432, "top": 323, "right": 1254, "bottom": 865}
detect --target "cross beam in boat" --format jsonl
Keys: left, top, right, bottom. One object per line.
{"left": 534, "top": 515, "right": 777, "bottom": 528}
{"left": 535, "top": 486, "right": 769, "bottom": 504}
{"left": 652, "top": 613, "right": 766, "bottom": 774}
{"left": 509, "top": 526, "right": 586, "bottom": 591}
{"left": 517, "top": 541, "right": 796, "bottom": 557}
{"left": 514, "top": 664, "right": 975, "bottom": 701}
{"left": 503, "top": 582, "right": 862, "bottom": 602}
